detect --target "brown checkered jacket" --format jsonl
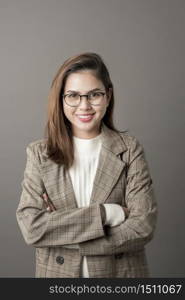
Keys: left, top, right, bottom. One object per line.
{"left": 16, "top": 123, "right": 157, "bottom": 277}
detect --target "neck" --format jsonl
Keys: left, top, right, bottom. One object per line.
{"left": 72, "top": 126, "right": 101, "bottom": 139}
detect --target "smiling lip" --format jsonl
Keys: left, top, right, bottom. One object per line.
{"left": 76, "top": 114, "right": 95, "bottom": 122}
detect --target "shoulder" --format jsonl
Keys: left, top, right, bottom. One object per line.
{"left": 26, "top": 138, "right": 47, "bottom": 164}
{"left": 115, "top": 130, "right": 148, "bottom": 167}
{"left": 117, "top": 130, "right": 144, "bottom": 151}
{"left": 102, "top": 123, "right": 144, "bottom": 154}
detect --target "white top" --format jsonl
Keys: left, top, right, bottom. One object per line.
{"left": 66, "top": 132, "right": 125, "bottom": 278}
{"left": 70, "top": 133, "right": 102, "bottom": 208}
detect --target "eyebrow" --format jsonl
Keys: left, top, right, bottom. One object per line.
{"left": 65, "top": 88, "right": 104, "bottom": 93}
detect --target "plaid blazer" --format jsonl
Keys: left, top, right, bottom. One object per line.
{"left": 16, "top": 123, "right": 157, "bottom": 278}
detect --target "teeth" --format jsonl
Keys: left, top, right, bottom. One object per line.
{"left": 78, "top": 115, "right": 93, "bottom": 118}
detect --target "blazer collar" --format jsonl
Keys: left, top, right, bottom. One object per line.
{"left": 89, "top": 122, "right": 128, "bottom": 205}
{"left": 100, "top": 122, "right": 127, "bottom": 155}
{"left": 42, "top": 122, "right": 127, "bottom": 158}
{"left": 41, "top": 122, "right": 128, "bottom": 209}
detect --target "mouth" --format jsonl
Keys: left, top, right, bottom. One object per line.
{"left": 75, "top": 113, "right": 95, "bottom": 122}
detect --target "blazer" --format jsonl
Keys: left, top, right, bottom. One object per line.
{"left": 16, "top": 122, "right": 157, "bottom": 278}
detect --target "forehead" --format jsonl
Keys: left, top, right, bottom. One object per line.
{"left": 64, "top": 70, "right": 104, "bottom": 92}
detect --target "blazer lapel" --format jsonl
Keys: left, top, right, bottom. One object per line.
{"left": 41, "top": 122, "right": 128, "bottom": 209}
{"left": 90, "top": 123, "right": 128, "bottom": 205}
{"left": 41, "top": 158, "right": 78, "bottom": 210}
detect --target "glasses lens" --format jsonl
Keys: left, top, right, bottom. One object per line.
{"left": 64, "top": 91, "right": 105, "bottom": 106}
{"left": 65, "top": 93, "right": 80, "bottom": 106}
{"left": 88, "top": 92, "right": 105, "bottom": 105}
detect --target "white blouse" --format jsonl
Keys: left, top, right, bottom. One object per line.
{"left": 67, "top": 132, "right": 125, "bottom": 277}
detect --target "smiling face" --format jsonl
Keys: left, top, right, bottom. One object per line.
{"left": 63, "top": 70, "right": 111, "bottom": 139}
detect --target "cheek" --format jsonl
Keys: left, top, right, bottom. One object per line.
{"left": 63, "top": 105, "right": 74, "bottom": 120}
{"left": 96, "top": 106, "right": 107, "bottom": 117}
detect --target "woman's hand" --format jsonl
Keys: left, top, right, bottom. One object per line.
{"left": 42, "top": 192, "right": 56, "bottom": 212}
{"left": 122, "top": 207, "right": 130, "bottom": 218}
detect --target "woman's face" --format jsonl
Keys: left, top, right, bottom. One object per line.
{"left": 63, "top": 70, "right": 111, "bottom": 139}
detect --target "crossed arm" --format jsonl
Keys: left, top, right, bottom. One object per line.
{"left": 16, "top": 136, "right": 157, "bottom": 254}
{"left": 78, "top": 137, "right": 158, "bottom": 256}
{"left": 42, "top": 192, "right": 129, "bottom": 249}
{"left": 43, "top": 192, "right": 129, "bottom": 226}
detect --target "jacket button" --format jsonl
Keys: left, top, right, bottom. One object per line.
{"left": 56, "top": 256, "right": 64, "bottom": 265}
{"left": 115, "top": 253, "right": 124, "bottom": 259}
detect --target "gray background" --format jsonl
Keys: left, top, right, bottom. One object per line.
{"left": 0, "top": 0, "right": 184, "bottom": 277}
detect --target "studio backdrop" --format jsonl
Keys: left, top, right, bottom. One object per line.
{"left": 0, "top": 0, "right": 184, "bottom": 277}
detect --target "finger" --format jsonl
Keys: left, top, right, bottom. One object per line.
{"left": 123, "top": 207, "right": 129, "bottom": 218}
{"left": 43, "top": 194, "right": 53, "bottom": 209}
{"left": 50, "top": 202, "right": 56, "bottom": 211}
{"left": 43, "top": 193, "right": 48, "bottom": 199}
{"left": 42, "top": 193, "right": 48, "bottom": 203}
{"left": 46, "top": 201, "right": 56, "bottom": 212}
{"left": 42, "top": 193, "right": 56, "bottom": 211}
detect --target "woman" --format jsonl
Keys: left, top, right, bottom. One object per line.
{"left": 16, "top": 52, "right": 157, "bottom": 278}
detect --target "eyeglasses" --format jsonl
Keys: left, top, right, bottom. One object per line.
{"left": 62, "top": 91, "right": 106, "bottom": 107}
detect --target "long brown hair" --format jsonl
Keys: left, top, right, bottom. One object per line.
{"left": 44, "top": 52, "right": 119, "bottom": 170}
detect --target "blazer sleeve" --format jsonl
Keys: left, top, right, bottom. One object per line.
{"left": 16, "top": 144, "right": 105, "bottom": 247}
{"left": 79, "top": 135, "right": 158, "bottom": 256}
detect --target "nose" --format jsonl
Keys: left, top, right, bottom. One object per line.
{"left": 78, "top": 96, "right": 92, "bottom": 109}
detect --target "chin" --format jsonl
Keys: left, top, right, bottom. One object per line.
{"left": 73, "top": 120, "right": 101, "bottom": 133}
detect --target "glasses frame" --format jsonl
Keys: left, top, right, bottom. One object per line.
{"left": 62, "top": 91, "right": 106, "bottom": 107}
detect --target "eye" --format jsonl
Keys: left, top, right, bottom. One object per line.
{"left": 89, "top": 92, "right": 101, "bottom": 98}
{"left": 68, "top": 93, "right": 79, "bottom": 99}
